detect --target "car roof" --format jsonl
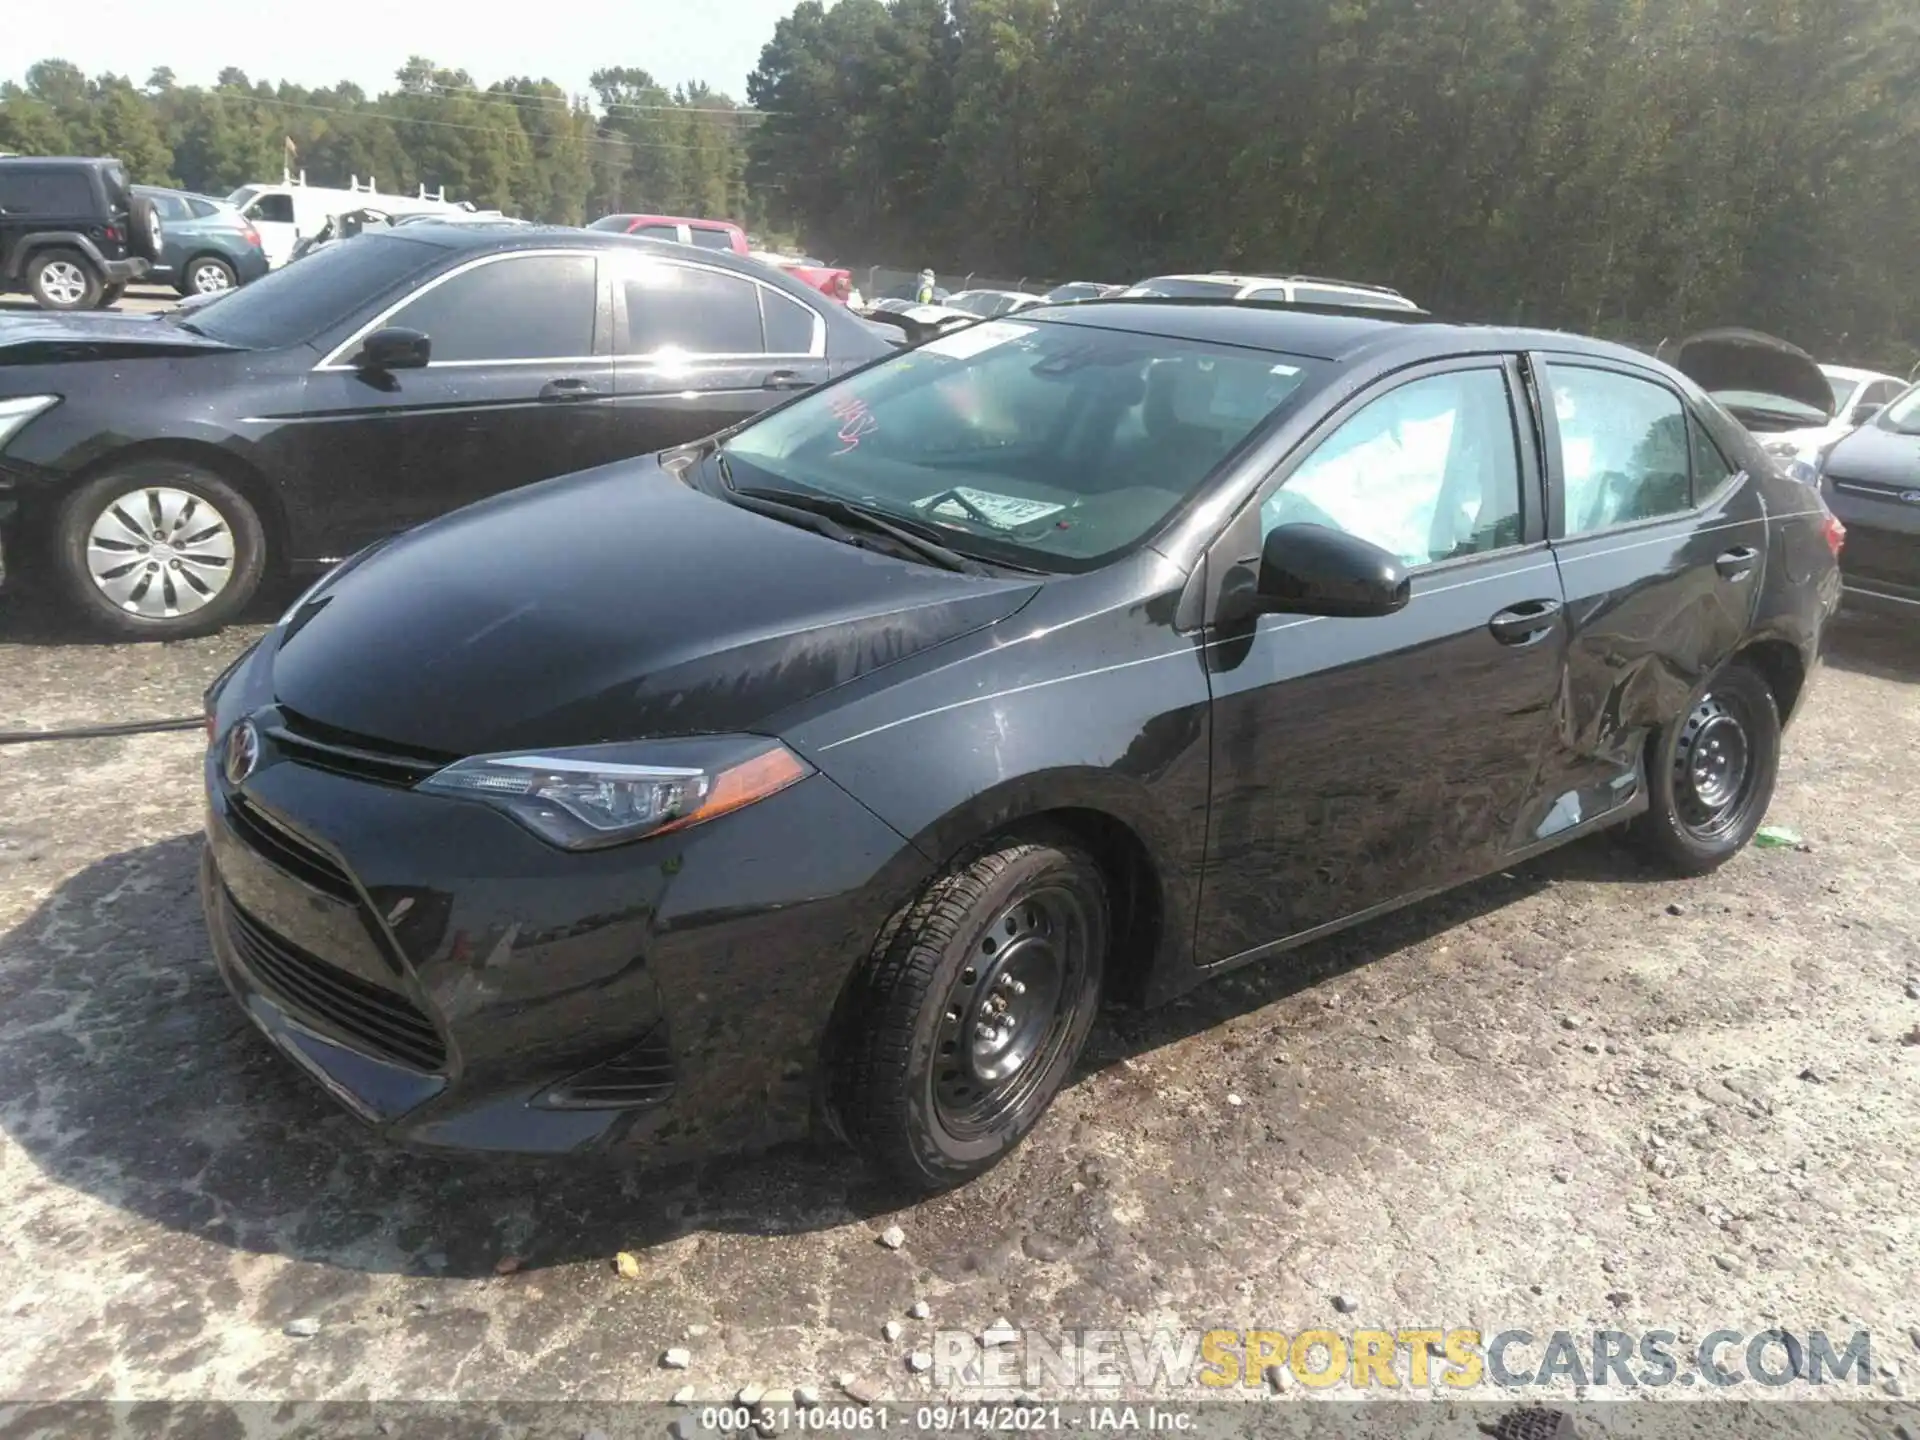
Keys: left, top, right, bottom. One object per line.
{"left": 0, "top": 155, "right": 117, "bottom": 169}
{"left": 369, "top": 225, "right": 845, "bottom": 296}
{"left": 1820, "top": 363, "right": 1902, "bottom": 384}
{"left": 1028, "top": 298, "right": 1663, "bottom": 369}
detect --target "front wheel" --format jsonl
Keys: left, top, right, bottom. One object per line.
{"left": 831, "top": 832, "right": 1108, "bottom": 1191}
{"left": 1626, "top": 660, "right": 1781, "bottom": 875}
{"left": 54, "top": 461, "right": 267, "bottom": 639}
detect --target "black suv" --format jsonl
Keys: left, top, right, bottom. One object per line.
{"left": 0, "top": 156, "right": 161, "bottom": 310}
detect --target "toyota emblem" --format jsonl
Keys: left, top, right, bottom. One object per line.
{"left": 223, "top": 719, "right": 261, "bottom": 788}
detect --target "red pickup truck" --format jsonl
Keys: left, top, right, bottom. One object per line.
{"left": 751, "top": 250, "right": 854, "bottom": 304}
{"left": 587, "top": 213, "right": 749, "bottom": 254}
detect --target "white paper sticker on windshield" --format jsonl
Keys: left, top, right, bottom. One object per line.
{"left": 918, "top": 320, "right": 1037, "bottom": 360}
{"left": 915, "top": 486, "right": 1067, "bottom": 529}
{"left": 1270, "top": 363, "right": 1302, "bottom": 376}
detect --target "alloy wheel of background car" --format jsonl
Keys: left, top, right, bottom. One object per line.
{"left": 831, "top": 832, "right": 1108, "bottom": 1191}
{"left": 55, "top": 462, "right": 267, "bottom": 639}
{"left": 29, "top": 252, "right": 100, "bottom": 311}
{"left": 1627, "top": 659, "right": 1781, "bottom": 875}
{"left": 188, "top": 257, "right": 236, "bottom": 294}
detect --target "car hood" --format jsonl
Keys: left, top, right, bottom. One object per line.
{"left": 0, "top": 310, "right": 238, "bottom": 364}
{"left": 1669, "top": 329, "right": 1833, "bottom": 419}
{"left": 269, "top": 459, "right": 1041, "bottom": 757}
{"left": 1822, "top": 418, "right": 1920, "bottom": 486}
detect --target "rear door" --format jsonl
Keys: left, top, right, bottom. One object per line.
{"left": 1196, "top": 357, "right": 1567, "bottom": 964}
{"left": 298, "top": 249, "right": 612, "bottom": 550}
{"left": 1526, "top": 352, "right": 1769, "bottom": 813}
{"left": 608, "top": 254, "right": 832, "bottom": 455}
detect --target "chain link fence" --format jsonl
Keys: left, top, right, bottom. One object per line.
{"left": 858, "top": 266, "right": 1065, "bottom": 302}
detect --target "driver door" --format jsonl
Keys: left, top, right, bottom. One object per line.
{"left": 1196, "top": 358, "right": 1567, "bottom": 965}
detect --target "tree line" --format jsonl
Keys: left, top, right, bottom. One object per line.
{"left": 0, "top": 57, "right": 764, "bottom": 237}
{"left": 6, "top": 0, "right": 1920, "bottom": 366}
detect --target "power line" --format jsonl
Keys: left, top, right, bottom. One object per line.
{"left": 425, "top": 78, "right": 778, "bottom": 119}
{"left": 205, "top": 91, "right": 755, "bottom": 158}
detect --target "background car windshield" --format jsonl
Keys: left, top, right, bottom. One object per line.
{"left": 721, "top": 319, "right": 1323, "bottom": 570}
{"left": 1825, "top": 373, "right": 1864, "bottom": 413}
{"left": 182, "top": 234, "right": 442, "bottom": 349}
{"left": 1878, "top": 384, "right": 1920, "bottom": 435}
{"left": 1126, "top": 278, "right": 1243, "bottom": 299}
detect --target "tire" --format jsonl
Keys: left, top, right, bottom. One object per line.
{"left": 27, "top": 248, "right": 102, "bottom": 311}
{"left": 129, "top": 193, "right": 165, "bottom": 262}
{"left": 1625, "top": 659, "right": 1781, "bottom": 876}
{"left": 831, "top": 831, "right": 1109, "bottom": 1191}
{"left": 53, "top": 460, "right": 267, "bottom": 640}
{"left": 97, "top": 282, "right": 127, "bottom": 309}
{"left": 183, "top": 254, "right": 237, "bottom": 296}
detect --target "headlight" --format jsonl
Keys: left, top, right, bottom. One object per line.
{"left": 416, "top": 735, "right": 813, "bottom": 850}
{"left": 0, "top": 395, "right": 60, "bottom": 450}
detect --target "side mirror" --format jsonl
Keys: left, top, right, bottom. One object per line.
{"left": 355, "top": 327, "right": 431, "bottom": 372}
{"left": 1849, "top": 401, "right": 1881, "bottom": 426}
{"left": 1227, "top": 523, "right": 1411, "bottom": 621}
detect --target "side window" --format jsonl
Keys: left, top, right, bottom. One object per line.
{"left": 249, "top": 194, "right": 295, "bottom": 224}
{"left": 1544, "top": 365, "right": 1692, "bottom": 534}
{"left": 1688, "top": 415, "right": 1735, "bottom": 502}
{"left": 388, "top": 254, "right": 597, "bottom": 362}
{"left": 148, "top": 192, "right": 190, "bottom": 221}
{"left": 687, "top": 226, "right": 735, "bottom": 251}
{"left": 635, "top": 223, "right": 681, "bottom": 242}
{"left": 187, "top": 197, "right": 221, "bottom": 219}
{"left": 1262, "top": 368, "right": 1524, "bottom": 567}
{"left": 1863, "top": 380, "right": 1900, "bottom": 409}
{"left": 762, "top": 288, "right": 818, "bottom": 354}
{"left": 1242, "top": 287, "right": 1291, "bottom": 304}
{"left": 1295, "top": 284, "right": 1370, "bottom": 306}
{"left": 0, "top": 170, "right": 93, "bottom": 214}
{"left": 623, "top": 263, "right": 765, "bottom": 355}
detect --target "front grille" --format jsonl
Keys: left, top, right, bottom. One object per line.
{"left": 269, "top": 708, "right": 449, "bottom": 789}
{"left": 541, "top": 1024, "right": 677, "bottom": 1109}
{"left": 224, "top": 891, "right": 447, "bottom": 1072}
{"left": 226, "top": 795, "right": 357, "bottom": 902}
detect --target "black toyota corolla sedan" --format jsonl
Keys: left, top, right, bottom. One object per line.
{"left": 0, "top": 224, "right": 890, "bottom": 638}
{"left": 199, "top": 302, "right": 1841, "bottom": 1190}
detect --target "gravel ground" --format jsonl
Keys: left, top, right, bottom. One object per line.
{"left": 0, "top": 590, "right": 1916, "bottom": 1424}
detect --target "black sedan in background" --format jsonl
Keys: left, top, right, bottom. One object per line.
{"left": 1817, "top": 379, "right": 1920, "bottom": 615}
{"left": 200, "top": 301, "right": 1839, "bottom": 1190}
{"left": 0, "top": 225, "right": 890, "bottom": 637}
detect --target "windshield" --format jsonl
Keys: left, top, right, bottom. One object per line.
{"left": 180, "top": 233, "right": 442, "bottom": 349}
{"left": 947, "top": 292, "right": 1008, "bottom": 317}
{"left": 1709, "top": 389, "right": 1829, "bottom": 426}
{"left": 226, "top": 186, "right": 260, "bottom": 209}
{"left": 1824, "top": 372, "right": 1863, "bottom": 413}
{"left": 1125, "top": 278, "right": 1242, "bottom": 299}
{"left": 720, "top": 318, "right": 1325, "bottom": 572}
{"left": 1878, "top": 384, "right": 1920, "bottom": 435}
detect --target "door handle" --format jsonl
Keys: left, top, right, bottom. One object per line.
{"left": 1487, "top": 598, "right": 1563, "bottom": 646}
{"left": 1715, "top": 546, "right": 1759, "bottom": 581}
{"left": 763, "top": 369, "right": 812, "bottom": 391}
{"left": 540, "top": 378, "right": 595, "bottom": 402}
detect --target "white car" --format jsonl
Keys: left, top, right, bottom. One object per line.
{"left": 1122, "top": 271, "right": 1422, "bottom": 312}
{"left": 1758, "top": 363, "right": 1909, "bottom": 467}
{"left": 944, "top": 288, "right": 1046, "bottom": 319}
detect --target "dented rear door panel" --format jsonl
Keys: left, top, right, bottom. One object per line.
{"left": 1526, "top": 351, "right": 1769, "bottom": 824}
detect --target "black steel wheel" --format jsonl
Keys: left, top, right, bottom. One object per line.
{"left": 831, "top": 831, "right": 1108, "bottom": 1191}
{"left": 1628, "top": 660, "right": 1780, "bottom": 875}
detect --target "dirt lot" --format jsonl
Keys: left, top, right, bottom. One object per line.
{"left": 1, "top": 587, "right": 1917, "bottom": 1422}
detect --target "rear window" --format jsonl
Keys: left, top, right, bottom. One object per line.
{"left": 1125, "top": 277, "right": 1243, "bottom": 299}
{"left": 588, "top": 215, "right": 634, "bottom": 232}
{"left": 1293, "top": 284, "right": 1409, "bottom": 309}
{"left": 687, "top": 226, "right": 736, "bottom": 251}
{"left": 182, "top": 233, "right": 443, "bottom": 350}
{"left": 0, "top": 167, "right": 95, "bottom": 215}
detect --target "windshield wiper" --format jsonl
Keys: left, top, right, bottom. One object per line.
{"left": 732, "top": 484, "right": 994, "bottom": 574}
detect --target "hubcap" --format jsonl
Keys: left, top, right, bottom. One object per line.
{"left": 41, "top": 260, "right": 87, "bottom": 306}
{"left": 192, "top": 262, "right": 233, "bottom": 293}
{"left": 1673, "top": 694, "right": 1753, "bottom": 838}
{"left": 932, "top": 887, "right": 1091, "bottom": 1139}
{"left": 86, "top": 486, "right": 236, "bottom": 618}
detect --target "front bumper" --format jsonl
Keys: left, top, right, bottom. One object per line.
{"left": 198, "top": 700, "right": 929, "bottom": 1160}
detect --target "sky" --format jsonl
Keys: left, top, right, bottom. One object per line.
{"left": 8, "top": 0, "right": 808, "bottom": 102}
